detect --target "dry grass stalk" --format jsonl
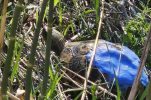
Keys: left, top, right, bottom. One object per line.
{"left": 81, "top": 0, "right": 105, "bottom": 99}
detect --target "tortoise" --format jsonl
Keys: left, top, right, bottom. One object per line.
{"left": 49, "top": 29, "right": 149, "bottom": 91}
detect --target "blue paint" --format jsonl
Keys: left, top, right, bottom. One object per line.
{"left": 85, "top": 41, "right": 149, "bottom": 90}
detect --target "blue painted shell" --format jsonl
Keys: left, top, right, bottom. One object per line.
{"left": 85, "top": 41, "right": 149, "bottom": 90}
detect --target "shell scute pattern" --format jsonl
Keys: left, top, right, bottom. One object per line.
{"left": 60, "top": 43, "right": 90, "bottom": 71}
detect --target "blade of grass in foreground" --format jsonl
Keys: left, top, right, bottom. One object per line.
{"left": 46, "top": 67, "right": 62, "bottom": 99}
{"left": 140, "top": 84, "right": 149, "bottom": 100}
{"left": 10, "top": 38, "right": 24, "bottom": 82}
{"left": 24, "top": 0, "right": 49, "bottom": 99}
{"left": 41, "top": 0, "right": 54, "bottom": 98}
{"left": 115, "top": 77, "right": 121, "bottom": 100}
{"left": 146, "top": 82, "right": 151, "bottom": 100}
{"left": 94, "top": 0, "right": 100, "bottom": 23}
{"left": 1, "top": 0, "right": 23, "bottom": 99}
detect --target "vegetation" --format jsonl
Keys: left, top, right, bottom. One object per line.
{"left": 0, "top": 0, "right": 150, "bottom": 99}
